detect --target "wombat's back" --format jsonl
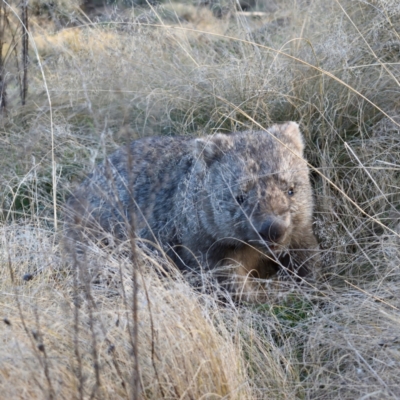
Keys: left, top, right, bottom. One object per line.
{"left": 64, "top": 136, "right": 196, "bottom": 252}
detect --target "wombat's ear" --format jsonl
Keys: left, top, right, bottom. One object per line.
{"left": 194, "top": 134, "right": 234, "bottom": 165}
{"left": 275, "top": 122, "right": 305, "bottom": 156}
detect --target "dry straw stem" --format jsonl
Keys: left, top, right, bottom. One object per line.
{"left": 2, "top": 0, "right": 57, "bottom": 228}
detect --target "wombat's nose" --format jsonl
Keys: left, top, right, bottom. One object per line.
{"left": 259, "top": 219, "right": 286, "bottom": 244}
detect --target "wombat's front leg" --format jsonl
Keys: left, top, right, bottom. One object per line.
{"left": 219, "top": 246, "right": 280, "bottom": 303}
{"left": 221, "top": 236, "right": 320, "bottom": 303}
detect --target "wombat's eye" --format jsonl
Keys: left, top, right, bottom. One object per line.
{"left": 288, "top": 188, "right": 295, "bottom": 196}
{"left": 236, "top": 194, "right": 246, "bottom": 205}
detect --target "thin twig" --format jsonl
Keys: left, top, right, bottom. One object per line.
{"left": 20, "top": 0, "right": 28, "bottom": 105}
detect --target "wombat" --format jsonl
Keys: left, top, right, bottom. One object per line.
{"left": 65, "top": 122, "right": 319, "bottom": 302}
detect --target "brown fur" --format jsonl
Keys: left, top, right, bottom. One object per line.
{"left": 65, "top": 122, "right": 320, "bottom": 302}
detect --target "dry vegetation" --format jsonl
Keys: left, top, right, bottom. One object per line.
{"left": 1, "top": 0, "right": 400, "bottom": 398}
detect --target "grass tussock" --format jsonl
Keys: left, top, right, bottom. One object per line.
{"left": 1, "top": 0, "right": 400, "bottom": 398}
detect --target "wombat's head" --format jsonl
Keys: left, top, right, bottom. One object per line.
{"left": 194, "top": 122, "right": 313, "bottom": 252}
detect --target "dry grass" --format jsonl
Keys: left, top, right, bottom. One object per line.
{"left": 1, "top": 0, "right": 400, "bottom": 398}
{"left": 1, "top": 223, "right": 299, "bottom": 399}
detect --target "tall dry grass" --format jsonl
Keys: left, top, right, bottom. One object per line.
{"left": 1, "top": 0, "right": 400, "bottom": 398}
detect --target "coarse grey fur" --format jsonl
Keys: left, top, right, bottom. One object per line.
{"left": 65, "top": 122, "right": 319, "bottom": 302}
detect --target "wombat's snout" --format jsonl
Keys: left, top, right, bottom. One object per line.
{"left": 259, "top": 218, "right": 287, "bottom": 244}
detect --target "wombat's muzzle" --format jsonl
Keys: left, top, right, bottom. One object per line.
{"left": 258, "top": 218, "right": 288, "bottom": 245}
